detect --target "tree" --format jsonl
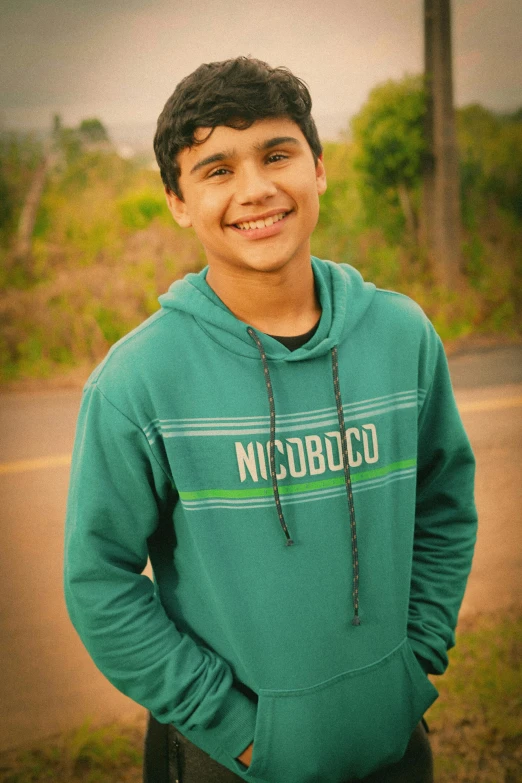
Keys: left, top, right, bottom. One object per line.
{"left": 10, "top": 117, "right": 63, "bottom": 277}
{"left": 0, "top": 129, "right": 43, "bottom": 270}
{"left": 351, "top": 75, "right": 427, "bottom": 241}
{"left": 422, "top": 0, "right": 461, "bottom": 287}
{"left": 457, "top": 104, "right": 522, "bottom": 220}
{"left": 0, "top": 165, "right": 13, "bottom": 236}
{"left": 9, "top": 115, "right": 111, "bottom": 281}
{"left": 12, "top": 154, "right": 51, "bottom": 271}
{"left": 78, "top": 118, "right": 110, "bottom": 145}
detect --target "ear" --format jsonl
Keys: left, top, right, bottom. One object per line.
{"left": 165, "top": 189, "right": 192, "bottom": 228}
{"left": 315, "top": 155, "right": 327, "bottom": 196}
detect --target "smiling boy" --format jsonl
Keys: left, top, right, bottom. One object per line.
{"left": 165, "top": 118, "right": 325, "bottom": 340}
{"left": 64, "top": 57, "right": 477, "bottom": 783}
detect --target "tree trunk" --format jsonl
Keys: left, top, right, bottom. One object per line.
{"left": 13, "top": 154, "right": 51, "bottom": 276}
{"left": 422, "top": 0, "right": 461, "bottom": 288}
{"left": 397, "top": 182, "right": 417, "bottom": 243}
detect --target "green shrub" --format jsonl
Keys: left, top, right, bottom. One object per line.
{"left": 118, "top": 190, "right": 168, "bottom": 230}
{"left": 92, "top": 306, "right": 134, "bottom": 345}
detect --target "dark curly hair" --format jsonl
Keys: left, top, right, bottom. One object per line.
{"left": 153, "top": 57, "right": 322, "bottom": 200}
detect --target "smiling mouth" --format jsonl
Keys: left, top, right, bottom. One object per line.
{"left": 232, "top": 211, "right": 292, "bottom": 231}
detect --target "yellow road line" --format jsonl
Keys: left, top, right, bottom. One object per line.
{"left": 458, "top": 395, "right": 522, "bottom": 413}
{"left": 0, "top": 395, "right": 521, "bottom": 475}
{"left": 0, "top": 454, "right": 71, "bottom": 475}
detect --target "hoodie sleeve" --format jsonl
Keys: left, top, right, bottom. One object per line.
{"left": 407, "top": 328, "right": 478, "bottom": 675}
{"left": 64, "top": 382, "right": 256, "bottom": 762}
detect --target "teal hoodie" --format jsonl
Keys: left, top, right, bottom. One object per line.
{"left": 64, "top": 258, "right": 477, "bottom": 782}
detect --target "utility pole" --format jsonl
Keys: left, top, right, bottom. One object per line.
{"left": 422, "top": 0, "right": 461, "bottom": 288}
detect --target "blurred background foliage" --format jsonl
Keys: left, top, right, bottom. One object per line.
{"left": 0, "top": 75, "right": 521, "bottom": 383}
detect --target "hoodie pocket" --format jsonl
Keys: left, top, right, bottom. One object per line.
{"left": 241, "top": 638, "right": 437, "bottom": 783}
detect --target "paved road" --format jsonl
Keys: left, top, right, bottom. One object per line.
{"left": 0, "top": 345, "right": 521, "bottom": 751}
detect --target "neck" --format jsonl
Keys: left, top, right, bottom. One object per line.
{"left": 206, "top": 260, "right": 321, "bottom": 336}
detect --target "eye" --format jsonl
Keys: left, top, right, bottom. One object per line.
{"left": 266, "top": 153, "right": 289, "bottom": 164}
{"left": 207, "top": 167, "right": 231, "bottom": 178}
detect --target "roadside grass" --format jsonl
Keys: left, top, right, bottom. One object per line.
{"left": 0, "top": 717, "right": 146, "bottom": 783}
{"left": 0, "top": 610, "right": 520, "bottom": 782}
{"left": 427, "top": 608, "right": 522, "bottom": 782}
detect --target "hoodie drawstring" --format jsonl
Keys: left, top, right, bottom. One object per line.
{"left": 247, "top": 327, "right": 294, "bottom": 546}
{"left": 247, "top": 329, "right": 361, "bottom": 624}
{"left": 331, "top": 346, "right": 361, "bottom": 625}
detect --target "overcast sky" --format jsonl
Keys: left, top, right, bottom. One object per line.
{"left": 1, "top": 0, "right": 521, "bottom": 140}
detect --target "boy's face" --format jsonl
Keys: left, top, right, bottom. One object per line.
{"left": 166, "top": 118, "right": 326, "bottom": 278}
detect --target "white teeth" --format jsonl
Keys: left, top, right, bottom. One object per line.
{"left": 235, "top": 212, "right": 288, "bottom": 230}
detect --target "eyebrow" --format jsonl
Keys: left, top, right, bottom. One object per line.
{"left": 255, "top": 136, "right": 301, "bottom": 152}
{"left": 189, "top": 136, "right": 301, "bottom": 176}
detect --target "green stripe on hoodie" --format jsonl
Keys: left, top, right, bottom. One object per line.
{"left": 64, "top": 258, "right": 477, "bottom": 782}
{"left": 179, "top": 459, "right": 417, "bottom": 500}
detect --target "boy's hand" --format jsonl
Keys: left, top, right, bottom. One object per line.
{"left": 237, "top": 742, "right": 254, "bottom": 768}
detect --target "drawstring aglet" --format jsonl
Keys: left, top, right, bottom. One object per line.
{"left": 352, "top": 615, "right": 361, "bottom": 626}
{"left": 285, "top": 538, "right": 294, "bottom": 547}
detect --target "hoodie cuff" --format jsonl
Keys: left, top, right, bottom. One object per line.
{"left": 185, "top": 686, "right": 257, "bottom": 762}
{"left": 408, "top": 636, "right": 445, "bottom": 676}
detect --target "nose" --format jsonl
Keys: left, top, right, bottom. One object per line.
{"left": 235, "top": 163, "right": 278, "bottom": 204}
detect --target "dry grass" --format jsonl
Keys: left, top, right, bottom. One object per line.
{"left": 0, "top": 223, "right": 204, "bottom": 384}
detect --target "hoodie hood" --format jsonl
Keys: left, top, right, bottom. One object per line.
{"left": 158, "top": 257, "right": 376, "bottom": 360}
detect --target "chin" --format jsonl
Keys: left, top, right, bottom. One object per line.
{"left": 246, "top": 260, "right": 293, "bottom": 275}
{"left": 241, "top": 250, "right": 303, "bottom": 274}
